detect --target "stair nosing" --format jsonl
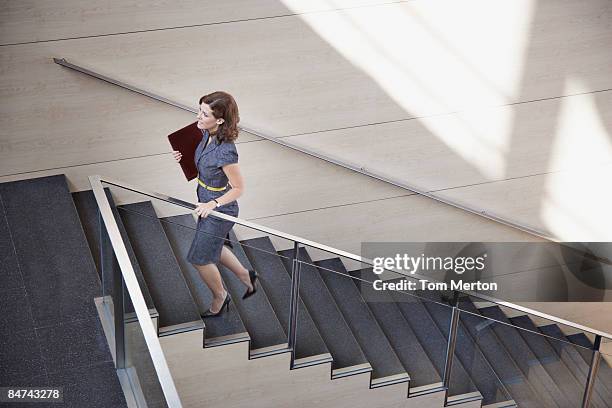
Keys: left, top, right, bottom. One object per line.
{"left": 205, "top": 331, "right": 251, "bottom": 348}
{"left": 331, "top": 363, "right": 372, "bottom": 379}
{"left": 249, "top": 343, "right": 289, "bottom": 359}
{"left": 409, "top": 381, "right": 445, "bottom": 397}
{"left": 446, "top": 391, "right": 483, "bottom": 406}
{"left": 293, "top": 353, "right": 334, "bottom": 369}
{"left": 370, "top": 372, "right": 410, "bottom": 388}
{"left": 158, "top": 320, "right": 204, "bottom": 337}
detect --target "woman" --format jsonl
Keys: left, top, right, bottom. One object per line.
{"left": 172, "top": 91, "right": 257, "bottom": 317}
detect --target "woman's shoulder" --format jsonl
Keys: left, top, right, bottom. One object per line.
{"left": 217, "top": 140, "right": 239, "bottom": 165}
{"left": 219, "top": 140, "right": 237, "bottom": 152}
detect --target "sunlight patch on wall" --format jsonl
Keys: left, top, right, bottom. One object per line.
{"left": 280, "top": 0, "right": 535, "bottom": 179}
{"left": 541, "top": 78, "right": 612, "bottom": 240}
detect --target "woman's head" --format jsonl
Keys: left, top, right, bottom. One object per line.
{"left": 197, "top": 91, "right": 240, "bottom": 143}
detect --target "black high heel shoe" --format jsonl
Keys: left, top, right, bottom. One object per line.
{"left": 201, "top": 291, "right": 231, "bottom": 318}
{"left": 242, "top": 269, "right": 258, "bottom": 300}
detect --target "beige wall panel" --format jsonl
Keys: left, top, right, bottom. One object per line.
{"left": 0, "top": 139, "right": 407, "bottom": 219}
{"left": 161, "top": 330, "right": 449, "bottom": 408}
{"left": 287, "top": 91, "right": 612, "bottom": 190}
{"left": 438, "top": 163, "right": 612, "bottom": 241}
{"left": 0, "top": 0, "right": 400, "bottom": 45}
{"left": 234, "top": 193, "right": 542, "bottom": 267}
{"left": 3, "top": 0, "right": 607, "bottom": 144}
{"left": 0, "top": 46, "right": 261, "bottom": 176}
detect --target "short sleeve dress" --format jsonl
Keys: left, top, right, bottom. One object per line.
{"left": 186, "top": 129, "right": 240, "bottom": 265}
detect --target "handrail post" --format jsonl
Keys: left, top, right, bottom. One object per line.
{"left": 582, "top": 335, "right": 602, "bottom": 408}
{"left": 443, "top": 291, "right": 460, "bottom": 404}
{"left": 288, "top": 241, "right": 302, "bottom": 367}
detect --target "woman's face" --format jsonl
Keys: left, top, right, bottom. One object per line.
{"left": 196, "top": 102, "right": 223, "bottom": 132}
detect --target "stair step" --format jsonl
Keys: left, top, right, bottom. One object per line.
{"left": 539, "top": 324, "right": 612, "bottom": 403}
{"left": 478, "top": 305, "right": 568, "bottom": 408}
{"left": 414, "top": 291, "right": 508, "bottom": 406}
{"left": 118, "top": 201, "right": 201, "bottom": 331}
{"left": 509, "top": 315, "right": 590, "bottom": 407}
{"left": 457, "top": 299, "right": 546, "bottom": 408}
{"left": 314, "top": 258, "right": 407, "bottom": 383}
{"left": 0, "top": 175, "right": 100, "bottom": 327}
{"left": 72, "top": 189, "right": 156, "bottom": 316}
{"left": 277, "top": 247, "right": 369, "bottom": 373}
{"left": 221, "top": 231, "right": 286, "bottom": 353}
{"left": 351, "top": 268, "right": 442, "bottom": 392}
{"left": 160, "top": 214, "right": 249, "bottom": 346}
{"left": 566, "top": 332, "right": 612, "bottom": 395}
{"left": 240, "top": 237, "right": 329, "bottom": 362}
{"left": 388, "top": 284, "right": 478, "bottom": 399}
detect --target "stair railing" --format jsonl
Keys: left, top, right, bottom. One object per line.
{"left": 92, "top": 175, "right": 610, "bottom": 407}
{"left": 91, "top": 176, "right": 183, "bottom": 407}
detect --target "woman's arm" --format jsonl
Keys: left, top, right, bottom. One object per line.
{"left": 217, "top": 163, "right": 244, "bottom": 205}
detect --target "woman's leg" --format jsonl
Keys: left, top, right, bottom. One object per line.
{"left": 219, "top": 246, "right": 253, "bottom": 292}
{"left": 194, "top": 263, "right": 227, "bottom": 313}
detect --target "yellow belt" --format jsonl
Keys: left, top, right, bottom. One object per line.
{"left": 197, "top": 178, "right": 228, "bottom": 191}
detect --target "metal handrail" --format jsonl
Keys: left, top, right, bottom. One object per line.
{"left": 90, "top": 176, "right": 183, "bottom": 407}
{"left": 96, "top": 175, "right": 612, "bottom": 342}
{"left": 54, "top": 56, "right": 560, "bottom": 242}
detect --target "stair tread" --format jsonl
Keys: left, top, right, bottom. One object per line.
{"left": 220, "top": 231, "right": 286, "bottom": 351}
{"left": 539, "top": 324, "right": 612, "bottom": 404}
{"left": 509, "top": 315, "right": 587, "bottom": 407}
{"left": 240, "top": 237, "right": 329, "bottom": 360}
{"left": 72, "top": 189, "right": 156, "bottom": 314}
{"left": 351, "top": 268, "right": 441, "bottom": 389}
{"left": 119, "top": 202, "right": 200, "bottom": 328}
{"left": 478, "top": 305, "right": 568, "bottom": 408}
{"left": 161, "top": 214, "right": 248, "bottom": 343}
{"left": 412, "top": 290, "right": 509, "bottom": 406}
{"left": 450, "top": 298, "right": 542, "bottom": 407}
{"left": 277, "top": 247, "right": 368, "bottom": 371}
{"left": 314, "top": 258, "right": 405, "bottom": 380}
{"left": 566, "top": 332, "right": 612, "bottom": 385}
{"left": 387, "top": 283, "right": 477, "bottom": 398}
{"left": 457, "top": 299, "right": 548, "bottom": 408}
{"left": 0, "top": 176, "right": 100, "bottom": 327}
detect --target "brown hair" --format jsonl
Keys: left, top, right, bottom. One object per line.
{"left": 199, "top": 91, "right": 240, "bottom": 143}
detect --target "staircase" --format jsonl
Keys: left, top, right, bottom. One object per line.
{"left": 2, "top": 174, "right": 610, "bottom": 408}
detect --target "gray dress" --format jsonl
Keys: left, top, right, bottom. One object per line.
{"left": 186, "top": 130, "right": 239, "bottom": 265}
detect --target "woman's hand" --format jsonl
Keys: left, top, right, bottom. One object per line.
{"left": 172, "top": 150, "right": 183, "bottom": 162}
{"left": 195, "top": 201, "right": 217, "bottom": 218}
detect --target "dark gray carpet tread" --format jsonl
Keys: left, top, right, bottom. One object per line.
{"left": 240, "top": 237, "right": 328, "bottom": 359}
{"left": 118, "top": 201, "right": 200, "bottom": 328}
{"left": 351, "top": 269, "right": 441, "bottom": 387}
{"left": 539, "top": 324, "right": 612, "bottom": 404}
{"left": 0, "top": 196, "right": 23, "bottom": 291}
{"left": 478, "top": 305, "right": 568, "bottom": 408}
{"left": 0, "top": 176, "right": 99, "bottom": 327}
{"left": 456, "top": 299, "right": 543, "bottom": 408}
{"left": 160, "top": 214, "right": 247, "bottom": 342}
{"left": 220, "top": 231, "right": 286, "bottom": 350}
{"left": 72, "top": 189, "right": 156, "bottom": 313}
{"left": 277, "top": 247, "right": 367, "bottom": 371}
{"left": 511, "top": 316, "right": 609, "bottom": 408}
{"left": 314, "top": 258, "right": 404, "bottom": 380}
{"left": 566, "top": 332, "right": 612, "bottom": 389}
{"left": 387, "top": 287, "right": 477, "bottom": 397}
{"left": 415, "top": 293, "right": 507, "bottom": 405}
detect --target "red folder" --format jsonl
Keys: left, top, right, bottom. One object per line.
{"left": 168, "top": 122, "right": 204, "bottom": 181}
